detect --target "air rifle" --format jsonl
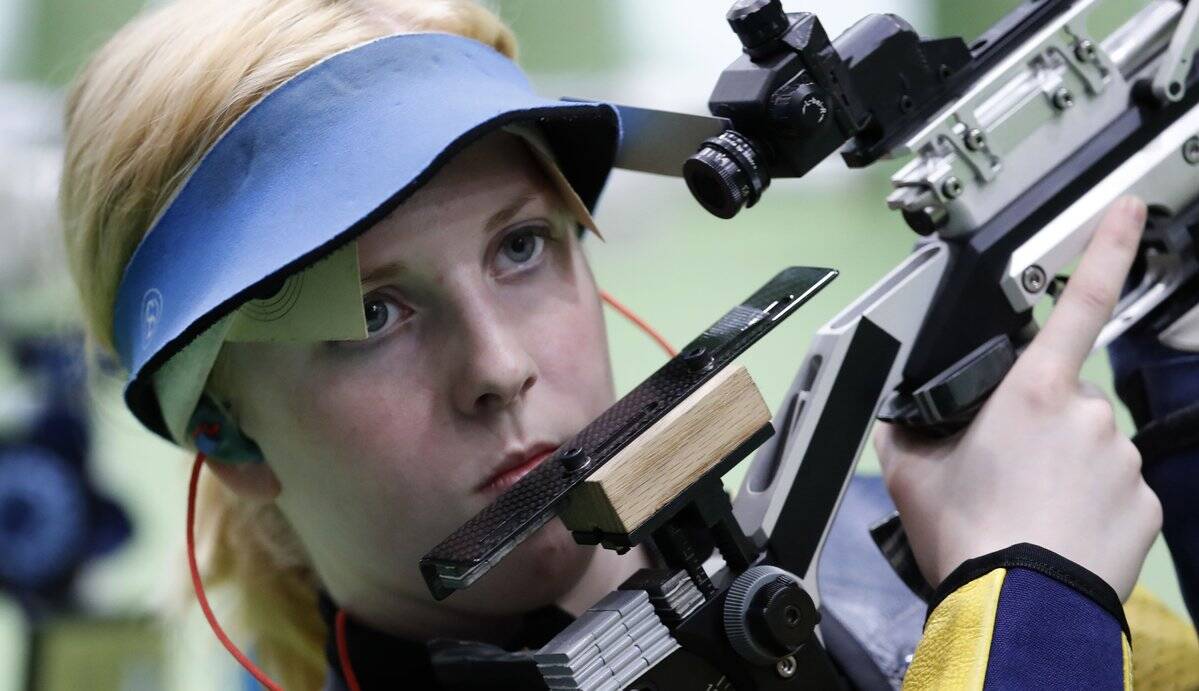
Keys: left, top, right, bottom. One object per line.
{"left": 421, "top": 1, "right": 1199, "bottom": 688}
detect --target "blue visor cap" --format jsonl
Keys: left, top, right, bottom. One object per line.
{"left": 113, "top": 32, "right": 620, "bottom": 440}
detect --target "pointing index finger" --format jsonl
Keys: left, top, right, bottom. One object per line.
{"left": 1026, "top": 196, "right": 1147, "bottom": 376}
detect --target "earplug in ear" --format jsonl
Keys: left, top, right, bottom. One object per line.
{"left": 188, "top": 395, "right": 265, "bottom": 463}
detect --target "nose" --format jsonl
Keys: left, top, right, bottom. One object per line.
{"left": 450, "top": 298, "right": 539, "bottom": 416}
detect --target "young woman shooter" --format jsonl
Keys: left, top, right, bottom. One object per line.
{"left": 60, "top": 0, "right": 1191, "bottom": 688}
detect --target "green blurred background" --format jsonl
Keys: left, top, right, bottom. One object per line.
{"left": 0, "top": 0, "right": 1184, "bottom": 689}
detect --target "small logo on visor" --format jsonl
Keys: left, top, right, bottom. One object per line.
{"left": 142, "top": 289, "right": 163, "bottom": 342}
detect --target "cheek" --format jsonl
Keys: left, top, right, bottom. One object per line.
{"left": 550, "top": 305, "right": 610, "bottom": 396}
{"left": 244, "top": 351, "right": 458, "bottom": 520}
{"left": 295, "top": 368, "right": 453, "bottom": 490}
{"left": 528, "top": 265, "right": 614, "bottom": 414}
{"left": 291, "top": 369, "right": 424, "bottom": 453}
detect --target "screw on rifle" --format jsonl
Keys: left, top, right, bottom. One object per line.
{"left": 559, "top": 447, "right": 591, "bottom": 473}
{"left": 682, "top": 345, "right": 714, "bottom": 372}
{"left": 776, "top": 655, "right": 797, "bottom": 679}
{"left": 1022, "top": 265, "right": 1048, "bottom": 293}
{"left": 941, "top": 176, "right": 964, "bottom": 199}
{"left": 1183, "top": 136, "right": 1199, "bottom": 165}
{"left": 964, "top": 128, "right": 986, "bottom": 151}
{"left": 1051, "top": 87, "right": 1075, "bottom": 111}
{"left": 1074, "top": 39, "right": 1096, "bottom": 63}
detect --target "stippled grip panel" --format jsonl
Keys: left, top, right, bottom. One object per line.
{"left": 420, "top": 266, "right": 837, "bottom": 599}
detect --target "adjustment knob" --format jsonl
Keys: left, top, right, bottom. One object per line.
{"left": 748, "top": 576, "right": 818, "bottom": 657}
{"left": 727, "top": 0, "right": 790, "bottom": 53}
{"left": 723, "top": 565, "right": 816, "bottom": 665}
{"left": 770, "top": 81, "right": 832, "bottom": 136}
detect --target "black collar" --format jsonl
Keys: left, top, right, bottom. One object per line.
{"left": 318, "top": 591, "right": 574, "bottom": 690}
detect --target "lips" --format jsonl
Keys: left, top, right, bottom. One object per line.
{"left": 479, "top": 443, "right": 559, "bottom": 494}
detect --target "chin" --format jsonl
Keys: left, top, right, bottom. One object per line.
{"left": 454, "top": 518, "right": 594, "bottom": 615}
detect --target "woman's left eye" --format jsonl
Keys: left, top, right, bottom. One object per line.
{"left": 494, "top": 226, "right": 547, "bottom": 275}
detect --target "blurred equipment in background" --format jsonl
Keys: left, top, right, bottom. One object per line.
{"left": 0, "top": 77, "right": 134, "bottom": 620}
{"left": 0, "top": 80, "right": 161, "bottom": 691}
{"left": 0, "top": 335, "right": 131, "bottom": 617}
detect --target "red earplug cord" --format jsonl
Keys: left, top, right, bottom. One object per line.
{"left": 188, "top": 293, "right": 675, "bottom": 689}
{"left": 599, "top": 290, "right": 677, "bottom": 357}
{"left": 187, "top": 445, "right": 284, "bottom": 691}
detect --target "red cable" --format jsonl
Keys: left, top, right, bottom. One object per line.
{"left": 335, "top": 610, "right": 364, "bottom": 691}
{"left": 189, "top": 292, "right": 672, "bottom": 691}
{"left": 187, "top": 451, "right": 284, "bottom": 691}
{"left": 600, "top": 290, "right": 677, "bottom": 357}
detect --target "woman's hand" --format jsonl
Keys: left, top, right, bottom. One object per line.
{"left": 874, "top": 196, "right": 1162, "bottom": 601}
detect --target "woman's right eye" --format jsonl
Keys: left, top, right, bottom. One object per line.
{"left": 362, "top": 293, "right": 412, "bottom": 337}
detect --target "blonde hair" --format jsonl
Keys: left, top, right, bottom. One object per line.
{"left": 60, "top": 1, "right": 516, "bottom": 688}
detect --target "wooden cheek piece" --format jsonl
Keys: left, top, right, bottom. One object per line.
{"left": 560, "top": 364, "right": 771, "bottom": 537}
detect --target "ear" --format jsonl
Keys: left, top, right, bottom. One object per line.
{"left": 204, "top": 456, "right": 282, "bottom": 500}
{"left": 189, "top": 394, "right": 278, "bottom": 499}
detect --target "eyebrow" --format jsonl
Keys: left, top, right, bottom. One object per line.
{"left": 360, "top": 259, "right": 409, "bottom": 289}
{"left": 483, "top": 192, "right": 537, "bottom": 235}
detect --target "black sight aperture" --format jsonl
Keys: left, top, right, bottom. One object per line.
{"left": 683, "top": 130, "right": 770, "bottom": 219}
